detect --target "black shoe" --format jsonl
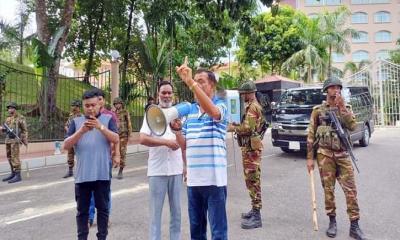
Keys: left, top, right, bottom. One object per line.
{"left": 8, "top": 172, "right": 21, "bottom": 184}
{"left": 62, "top": 169, "right": 73, "bottom": 178}
{"left": 350, "top": 220, "right": 367, "bottom": 240}
{"left": 2, "top": 171, "right": 15, "bottom": 182}
{"left": 241, "top": 209, "right": 262, "bottom": 229}
{"left": 241, "top": 209, "right": 255, "bottom": 219}
{"left": 326, "top": 216, "right": 337, "bottom": 238}
{"left": 117, "top": 168, "right": 123, "bottom": 179}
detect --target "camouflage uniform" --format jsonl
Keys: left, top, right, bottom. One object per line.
{"left": 232, "top": 81, "right": 266, "bottom": 229}
{"left": 234, "top": 99, "right": 264, "bottom": 210}
{"left": 113, "top": 98, "right": 132, "bottom": 169}
{"left": 64, "top": 110, "right": 82, "bottom": 169}
{"left": 307, "top": 101, "right": 360, "bottom": 221}
{"left": 4, "top": 111, "right": 28, "bottom": 173}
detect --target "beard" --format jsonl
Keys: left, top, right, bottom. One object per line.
{"left": 159, "top": 100, "right": 172, "bottom": 108}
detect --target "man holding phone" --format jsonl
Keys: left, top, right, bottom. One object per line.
{"left": 306, "top": 77, "right": 366, "bottom": 240}
{"left": 64, "top": 89, "right": 119, "bottom": 240}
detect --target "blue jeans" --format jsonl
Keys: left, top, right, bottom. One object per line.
{"left": 75, "top": 180, "right": 110, "bottom": 240}
{"left": 149, "top": 175, "right": 182, "bottom": 240}
{"left": 89, "top": 190, "right": 112, "bottom": 221}
{"left": 187, "top": 186, "right": 227, "bottom": 240}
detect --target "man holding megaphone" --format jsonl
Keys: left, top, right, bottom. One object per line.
{"left": 175, "top": 57, "right": 229, "bottom": 240}
{"left": 140, "top": 81, "right": 185, "bottom": 240}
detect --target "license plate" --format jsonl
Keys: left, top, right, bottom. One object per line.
{"left": 289, "top": 141, "right": 300, "bottom": 150}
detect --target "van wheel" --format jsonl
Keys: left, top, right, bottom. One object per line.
{"left": 280, "top": 147, "right": 295, "bottom": 153}
{"left": 359, "top": 125, "right": 370, "bottom": 147}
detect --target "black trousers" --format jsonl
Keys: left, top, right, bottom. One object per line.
{"left": 75, "top": 180, "right": 111, "bottom": 240}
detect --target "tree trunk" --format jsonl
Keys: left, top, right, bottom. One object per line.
{"left": 327, "top": 45, "right": 332, "bottom": 78}
{"left": 18, "top": 14, "right": 24, "bottom": 64}
{"left": 308, "top": 65, "right": 312, "bottom": 83}
{"left": 35, "top": 0, "right": 75, "bottom": 124}
{"left": 121, "top": 0, "right": 135, "bottom": 99}
{"left": 84, "top": 2, "right": 105, "bottom": 83}
{"left": 35, "top": 0, "right": 50, "bottom": 43}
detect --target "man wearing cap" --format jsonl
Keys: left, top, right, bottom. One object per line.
{"left": 228, "top": 81, "right": 265, "bottom": 229}
{"left": 112, "top": 97, "right": 132, "bottom": 179}
{"left": 1, "top": 102, "right": 28, "bottom": 183}
{"left": 307, "top": 77, "right": 366, "bottom": 239}
{"left": 63, "top": 99, "right": 83, "bottom": 178}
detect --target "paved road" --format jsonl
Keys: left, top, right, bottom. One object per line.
{"left": 0, "top": 128, "right": 399, "bottom": 240}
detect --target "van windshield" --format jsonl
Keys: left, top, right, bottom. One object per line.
{"left": 279, "top": 89, "right": 326, "bottom": 107}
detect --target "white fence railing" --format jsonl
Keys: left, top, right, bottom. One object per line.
{"left": 343, "top": 60, "right": 400, "bottom": 126}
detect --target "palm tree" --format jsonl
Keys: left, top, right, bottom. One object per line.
{"left": 283, "top": 18, "right": 327, "bottom": 83}
{"left": 165, "top": 10, "right": 191, "bottom": 80}
{"left": 137, "top": 36, "right": 169, "bottom": 97}
{"left": 343, "top": 60, "right": 371, "bottom": 75}
{"left": 319, "top": 6, "right": 359, "bottom": 78}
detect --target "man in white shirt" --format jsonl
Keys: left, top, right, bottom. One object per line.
{"left": 139, "top": 81, "right": 185, "bottom": 240}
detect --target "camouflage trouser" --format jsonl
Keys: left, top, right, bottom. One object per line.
{"left": 242, "top": 149, "right": 262, "bottom": 210}
{"left": 316, "top": 153, "right": 360, "bottom": 221}
{"left": 119, "top": 136, "right": 128, "bottom": 168}
{"left": 67, "top": 148, "right": 75, "bottom": 169}
{"left": 6, "top": 143, "right": 20, "bottom": 172}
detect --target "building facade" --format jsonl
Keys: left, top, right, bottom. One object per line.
{"left": 281, "top": 0, "right": 399, "bottom": 70}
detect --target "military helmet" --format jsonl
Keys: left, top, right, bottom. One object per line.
{"left": 323, "top": 77, "right": 343, "bottom": 92}
{"left": 6, "top": 102, "right": 17, "bottom": 109}
{"left": 113, "top": 97, "right": 124, "bottom": 105}
{"left": 70, "top": 99, "right": 81, "bottom": 107}
{"left": 238, "top": 81, "right": 257, "bottom": 93}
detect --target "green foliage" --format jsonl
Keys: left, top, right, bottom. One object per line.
{"left": 343, "top": 60, "right": 371, "bottom": 75}
{"left": 65, "top": 0, "right": 127, "bottom": 77}
{"left": 282, "top": 17, "right": 327, "bottom": 83}
{"left": 238, "top": 5, "right": 306, "bottom": 74}
{"left": 0, "top": 59, "right": 89, "bottom": 111}
{"left": 318, "top": 6, "right": 357, "bottom": 77}
{"left": 390, "top": 39, "right": 400, "bottom": 64}
{"left": 218, "top": 72, "right": 239, "bottom": 90}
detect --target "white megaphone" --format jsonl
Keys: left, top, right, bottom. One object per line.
{"left": 146, "top": 102, "right": 192, "bottom": 136}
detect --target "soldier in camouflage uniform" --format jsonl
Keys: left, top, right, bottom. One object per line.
{"left": 307, "top": 77, "right": 366, "bottom": 239}
{"left": 62, "top": 100, "right": 82, "bottom": 178}
{"left": 228, "top": 81, "right": 265, "bottom": 229}
{"left": 113, "top": 97, "right": 132, "bottom": 179}
{"left": 1, "top": 102, "right": 28, "bottom": 184}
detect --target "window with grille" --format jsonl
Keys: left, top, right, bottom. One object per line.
{"left": 374, "top": 11, "right": 391, "bottom": 23}
{"left": 352, "top": 12, "right": 368, "bottom": 23}
{"left": 353, "top": 31, "right": 369, "bottom": 43}
{"left": 352, "top": 51, "right": 369, "bottom": 62}
{"left": 375, "top": 31, "right": 391, "bottom": 42}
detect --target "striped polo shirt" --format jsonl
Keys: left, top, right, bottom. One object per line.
{"left": 183, "top": 97, "right": 228, "bottom": 187}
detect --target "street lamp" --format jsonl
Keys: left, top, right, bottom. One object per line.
{"left": 110, "top": 50, "right": 120, "bottom": 100}
{"left": 110, "top": 50, "right": 120, "bottom": 62}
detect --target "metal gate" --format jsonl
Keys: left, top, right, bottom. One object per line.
{"left": 343, "top": 59, "right": 400, "bottom": 126}
{"left": 0, "top": 59, "right": 111, "bottom": 141}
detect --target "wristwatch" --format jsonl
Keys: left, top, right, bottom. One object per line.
{"left": 100, "top": 125, "right": 105, "bottom": 131}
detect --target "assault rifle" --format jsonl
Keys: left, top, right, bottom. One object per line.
{"left": 3, "top": 123, "right": 27, "bottom": 147}
{"left": 259, "top": 122, "right": 269, "bottom": 140}
{"left": 327, "top": 111, "right": 360, "bottom": 173}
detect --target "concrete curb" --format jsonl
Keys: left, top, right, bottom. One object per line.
{"left": 0, "top": 144, "right": 149, "bottom": 174}
{"left": 0, "top": 133, "right": 238, "bottom": 174}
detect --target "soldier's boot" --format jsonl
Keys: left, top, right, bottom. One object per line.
{"left": 349, "top": 219, "right": 367, "bottom": 240}
{"left": 8, "top": 171, "right": 21, "bottom": 184}
{"left": 2, "top": 171, "right": 15, "bottom": 182}
{"left": 241, "top": 209, "right": 262, "bottom": 229}
{"left": 326, "top": 216, "right": 337, "bottom": 238}
{"left": 117, "top": 168, "right": 123, "bottom": 180}
{"left": 62, "top": 168, "right": 73, "bottom": 178}
{"left": 241, "top": 208, "right": 255, "bottom": 219}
